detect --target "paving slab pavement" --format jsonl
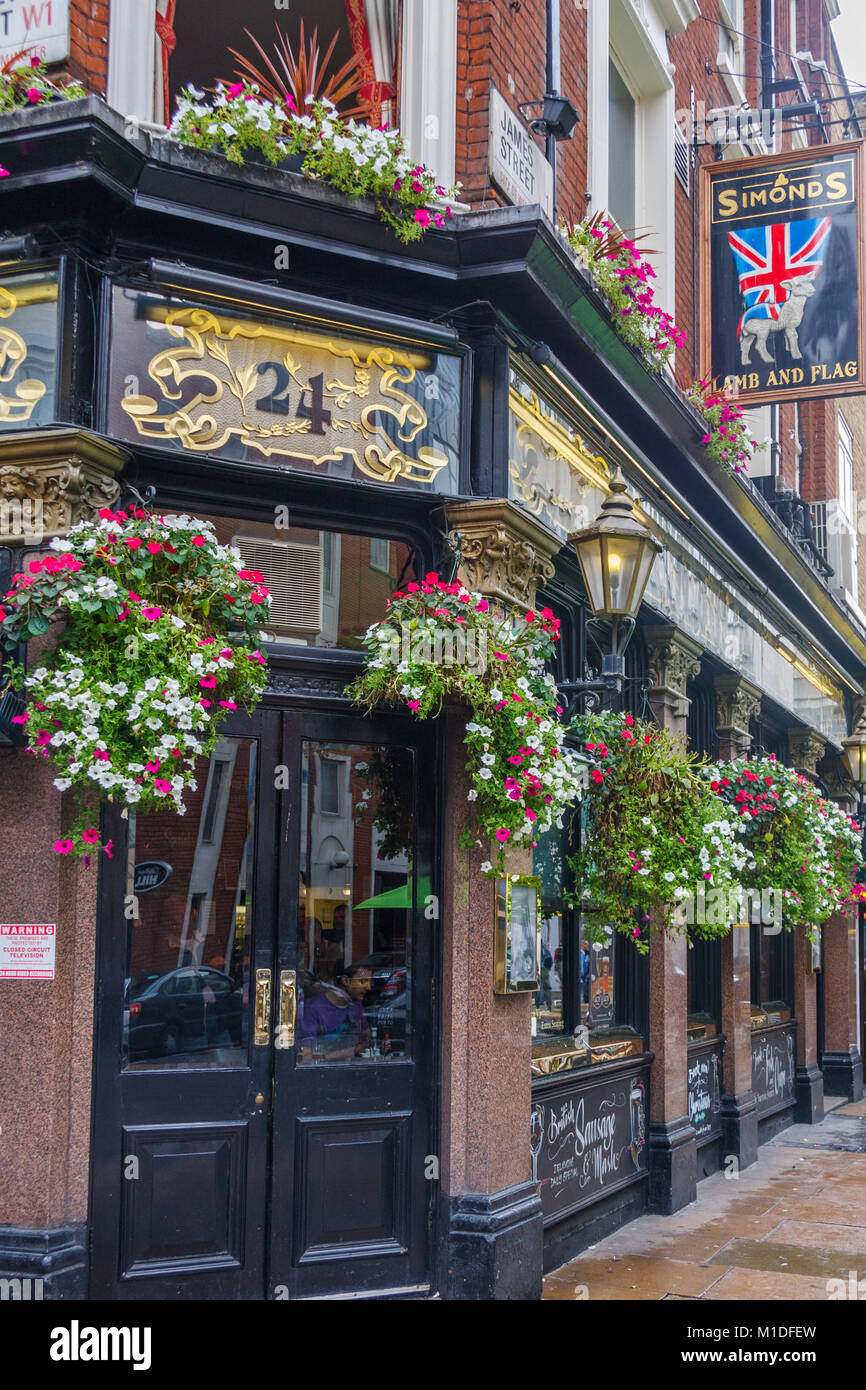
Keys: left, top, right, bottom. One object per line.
{"left": 542, "top": 1099, "right": 866, "bottom": 1301}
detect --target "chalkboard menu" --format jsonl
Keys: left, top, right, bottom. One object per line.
{"left": 687, "top": 1043, "right": 723, "bottom": 1144}
{"left": 751, "top": 1024, "right": 796, "bottom": 1118}
{"left": 531, "top": 1070, "right": 648, "bottom": 1222}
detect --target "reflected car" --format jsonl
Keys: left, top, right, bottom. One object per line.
{"left": 125, "top": 967, "right": 243, "bottom": 1059}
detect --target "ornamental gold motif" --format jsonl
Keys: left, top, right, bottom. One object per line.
{"left": 0, "top": 281, "right": 52, "bottom": 425}
{"left": 120, "top": 305, "right": 450, "bottom": 485}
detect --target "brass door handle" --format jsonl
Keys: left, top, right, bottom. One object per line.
{"left": 254, "top": 968, "right": 271, "bottom": 1046}
{"left": 278, "top": 970, "right": 296, "bottom": 1049}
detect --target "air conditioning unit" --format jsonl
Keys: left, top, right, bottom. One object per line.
{"left": 233, "top": 536, "right": 323, "bottom": 637}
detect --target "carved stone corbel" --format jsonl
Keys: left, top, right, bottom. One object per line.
{"left": 0, "top": 428, "right": 129, "bottom": 545}
{"left": 644, "top": 624, "right": 703, "bottom": 724}
{"left": 443, "top": 499, "right": 559, "bottom": 612}
{"left": 714, "top": 675, "right": 762, "bottom": 760}
{"left": 788, "top": 726, "right": 827, "bottom": 777}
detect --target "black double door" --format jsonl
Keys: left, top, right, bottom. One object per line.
{"left": 90, "top": 706, "right": 436, "bottom": 1300}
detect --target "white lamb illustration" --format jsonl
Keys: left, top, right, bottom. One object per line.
{"left": 739, "top": 268, "right": 820, "bottom": 366}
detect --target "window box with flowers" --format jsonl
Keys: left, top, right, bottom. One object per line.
{"left": 562, "top": 213, "right": 688, "bottom": 374}
{"left": 168, "top": 82, "right": 460, "bottom": 245}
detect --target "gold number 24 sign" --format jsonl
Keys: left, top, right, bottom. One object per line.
{"left": 120, "top": 303, "right": 452, "bottom": 486}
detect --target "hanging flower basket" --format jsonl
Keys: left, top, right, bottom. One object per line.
{"left": 704, "top": 756, "right": 862, "bottom": 929}
{"left": 345, "top": 572, "right": 585, "bottom": 874}
{"left": 0, "top": 507, "right": 270, "bottom": 859}
{"left": 571, "top": 710, "right": 753, "bottom": 951}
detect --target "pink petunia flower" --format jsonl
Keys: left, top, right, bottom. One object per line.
{"left": 82, "top": 828, "right": 100, "bottom": 845}
{"left": 54, "top": 840, "right": 73, "bottom": 855}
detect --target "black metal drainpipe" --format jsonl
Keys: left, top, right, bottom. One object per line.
{"left": 546, "top": 0, "right": 561, "bottom": 209}
{"left": 760, "top": 0, "right": 776, "bottom": 116}
{"left": 761, "top": 0, "right": 780, "bottom": 475}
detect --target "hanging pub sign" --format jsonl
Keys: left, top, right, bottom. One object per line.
{"left": 107, "top": 287, "right": 462, "bottom": 492}
{"left": 700, "top": 142, "right": 865, "bottom": 405}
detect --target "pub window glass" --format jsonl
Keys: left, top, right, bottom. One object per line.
{"left": 194, "top": 512, "right": 418, "bottom": 652}
{"left": 122, "top": 737, "right": 256, "bottom": 1070}
{"left": 532, "top": 819, "right": 573, "bottom": 1040}
{"left": 750, "top": 923, "right": 794, "bottom": 1025}
{"left": 687, "top": 937, "right": 722, "bottom": 1041}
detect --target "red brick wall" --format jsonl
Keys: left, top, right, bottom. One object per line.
{"left": 66, "top": 0, "right": 110, "bottom": 94}
{"left": 455, "top": 0, "right": 587, "bottom": 222}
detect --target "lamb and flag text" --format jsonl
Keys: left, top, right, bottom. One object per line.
{"left": 700, "top": 144, "right": 865, "bottom": 406}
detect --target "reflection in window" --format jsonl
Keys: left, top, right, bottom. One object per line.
{"left": 298, "top": 743, "right": 414, "bottom": 1064}
{"left": 532, "top": 823, "right": 567, "bottom": 1039}
{"left": 196, "top": 513, "right": 417, "bottom": 652}
{"left": 123, "top": 739, "right": 256, "bottom": 1069}
{"left": 608, "top": 57, "right": 636, "bottom": 231}
{"left": 750, "top": 923, "right": 793, "bottom": 1027}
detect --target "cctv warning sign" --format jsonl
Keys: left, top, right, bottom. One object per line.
{"left": 0, "top": 923, "right": 56, "bottom": 979}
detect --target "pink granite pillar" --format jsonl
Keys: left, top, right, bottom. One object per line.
{"left": 0, "top": 746, "right": 97, "bottom": 1296}
{"left": 439, "top": 707, "right": 542, "bottom": 1299}
{"left": 821, "top": 912, "right": 863, "bottom": 1101}
{"left": 719, "top": 926, "right": 758, "bottom": 1169}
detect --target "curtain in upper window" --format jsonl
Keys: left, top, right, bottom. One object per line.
{"left": 345, "top": 0, "right": 399, "bottom": 127}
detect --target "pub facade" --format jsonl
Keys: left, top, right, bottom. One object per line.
{"left": 0, "top": 0, "right": 864, "bottom": 1302}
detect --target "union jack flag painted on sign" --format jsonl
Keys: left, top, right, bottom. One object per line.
{"left": 728, "top": 217, "right": 832, "bottom": 337}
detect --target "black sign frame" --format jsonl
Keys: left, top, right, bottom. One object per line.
{"left": 751, "top": 1022, "right": 797, "bottom": 1120}
{"left": 687, "top": 1040, "right": 723, "bottom": 1145}
{"left": 531, "top": 1065, "right": 649, "bottom": 1224}
{"left": 700, "top": 142, "right": 866, "bottom": 406}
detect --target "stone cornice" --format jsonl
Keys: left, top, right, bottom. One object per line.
{"left": 0, "top": 428, "right": 128, "bottom": 544}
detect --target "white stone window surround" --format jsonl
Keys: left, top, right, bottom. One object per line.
{"left": 587, "top": 0, "right": 680, "bottom": 318}
{"left": 107, "top": 0, "right": 158, "bottom": 127}
{"left": 106, "top": 0, "right": 458, "bottom": 191}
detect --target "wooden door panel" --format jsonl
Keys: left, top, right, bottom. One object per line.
{"left": 120, "top": 1121, "right": 248, "bottom": 1279}
{"left": 89, "top": 711, "right": 280, "bottom": 1301}
{"left": 294, "top": 1111, "right": 411, "bottom": 1263}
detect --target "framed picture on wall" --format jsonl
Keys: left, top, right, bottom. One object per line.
{"left": 493, "top": 875, "right": 541, "bottom": 994}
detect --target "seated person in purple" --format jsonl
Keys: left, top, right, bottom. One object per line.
{"left": 299, "top": 960, "right": 373, "bottom": 1060}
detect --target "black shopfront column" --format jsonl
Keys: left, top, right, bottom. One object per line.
{"left": 644, "top": 626, "right": 703, "bottom": 1213}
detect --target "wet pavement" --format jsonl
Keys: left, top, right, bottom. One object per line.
{"left": 542, "top": 1099, "right": 866, "bottom": 1300}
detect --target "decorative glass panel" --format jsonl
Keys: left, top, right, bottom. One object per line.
{"left": 298, "top": 742, "right": 414, "bottom": 1063}
{"left": 0, "top": 268, "right": 59, "bottom": 432}
{"left": 108, "top": 287, "right": 461, "bottom": 491}
{"left": 122, "top": 738, "right": 256, "bottom": 1070}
